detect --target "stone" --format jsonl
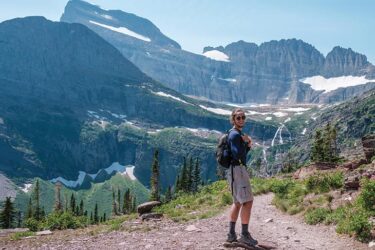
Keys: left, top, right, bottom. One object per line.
{"left": 140, "top": 212, "right": 163, "bottom": 221}
{"left": 264, "top": 218, "right": 273, "bottom": 223}
{"left": 36, "top": 230, "right": 53, "bottom": 236}
{"left": 362, "top": 134, "right": 375, "bottom": 162}
{"left": 185, "top": 225, "right": 201, "bottom": 232}
{"left": 369, "top": 241, "right": 375, "bottom": 248}
{"left": 137, "top": 201, "right": 161, "bottom": 215}
{"left": 0, "top": 228, "right": 29, "bottom": 237}
{"left": 344, "top": 174, "right": 361, "bottom": 190}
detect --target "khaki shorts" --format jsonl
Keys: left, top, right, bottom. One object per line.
{"left": 227, "top": 165, "right": 254, "bottom": 204}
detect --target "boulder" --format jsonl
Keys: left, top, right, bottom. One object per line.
{"left": 340, "top": 159, "right": 367, "bottom": 170}
{"left": 140, "top": 212, "right": 163, "bottom": 221}
{"left": 362, "top": 134, "right": 375, "bottom": 162}
{"left": 344, "top": 174, "right": 361, "bottom": 190}
{"left": 137, "top": 201, "right": 161, "bottom": 215}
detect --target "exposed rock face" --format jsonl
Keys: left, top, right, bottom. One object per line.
{"left": 362, "top": 134, "right": 375, "bottom": 162}
{"left": 61, "top": 0, "right": 375, "bottom": 104}
{"left": 0, "top": 17, "right": 278, "bottom": 186}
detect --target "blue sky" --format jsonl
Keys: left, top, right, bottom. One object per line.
{"left": 1, "top": 0, "right": 374, "bottom": 63}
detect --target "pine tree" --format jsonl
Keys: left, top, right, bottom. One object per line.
{"left": 54, "top": 182, "right": 63, "bottom": 212}
{"left": 17, "top": 211, "right": 22, "bottom": 228}
{"left": 112, "top": 189, "right": 117, "bottom": 216}
{"left": 33, "top": 179, "right": 41, "bottom": 221}
{"left": 0, "top": 197, "right": 16, "bottom": 229}
{"left": 70, "top": 193, "right": 76, "bottom": 215}
{"left": 26, "top": 198, "right": 33, "bottom": 219}
{"left": 175, "top": 174, "right": 180, "bottom": 193}
{"left": 150, "top": 149, "right": 160, "bottom": 201}
{"left": 79, "top": 200, "right": 84, "bottom": 216}
{"left": 132, "top": 196, "right": 137, "bottom": 213}
{"left": 311, "top": 129, "right": 323, "bottom": 162}
{"left": 192, "top": 158, "right": 201, "bottom": 192}
{"left": 179, "top": 157, "right": 188, "bottom": 192}
{"left": 90, "top": 212, "right": 93, "bottom": 223}
{"left": 94, "top": 203, "right": 99, "bottom": 224}
{"left": 103, "top": 212, "right": 106, "bottom": 222}
{"left": 187, "top": 157, "right": 194, "bottom": 192}
{"left": 165, "top": 185, "right": 172, "bottom": 202}
{"left": 117, "top": 189, "right": 121, "bottom": 214}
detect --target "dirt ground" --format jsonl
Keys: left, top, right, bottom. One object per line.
{"left": 0, "top": 193, "right": 368, "bottom": 250}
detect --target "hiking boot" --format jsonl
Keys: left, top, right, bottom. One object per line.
{"left": 226, "top": 232, "right": 237, "bottom": 243}
{"left": 238, "top": 232, "right": 258, "bottom": 246}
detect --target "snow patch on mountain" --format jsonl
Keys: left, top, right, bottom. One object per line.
{"left": 300, "top": 75, "right": 375, "bottom": 93}
{"left": 101, "top": 14, "right": 113, "bottom": 20}
{"left": 51, "top": 162, "right": 137, "bottom": 188}
{"left": 21, "top": 183, "right": 32, "bottom": 193}
{"left": 199, "top": 105, "right": 232, "bottom": 115}
{"left": 218, "top": 78, "right": 237, "bottom": 83}
{"left": 202, "top": 50, "right": 230, "bottom": 62}
{"left": 89, "top": 20, "right": 151, "bottom": 42}
{"left": 151, "top": 91, "right": 191, "bottom": 105}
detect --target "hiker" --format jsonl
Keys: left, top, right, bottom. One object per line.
{"left": 226, "top": 108, "right": 258, "bottom": 246}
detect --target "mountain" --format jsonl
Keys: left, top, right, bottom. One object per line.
{"left": 14, "top": 173, "right": 149, "bottom": 218}
{"left": 0, "top": 16, "right": 276, "bottom": 189}
{"left": 61, "top": 0, "right": 375, "bottom": 104}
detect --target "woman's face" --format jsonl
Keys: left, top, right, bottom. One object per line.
{"left": 234, "top": 112, "right": 246, "bottom": 128}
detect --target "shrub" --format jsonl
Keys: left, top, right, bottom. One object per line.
{"left": 358, "top": 179, "right": 375, "bottom": 213}
{"left": 42, "top": 212, "right": 88, "bottom": 230}
{"left": 304, "top": 208, "right": 331, "bottom": 225}
{"left": 24, "top": 218, "right": 41, "bottom": 232}
{"left": 305, "top": 172, "right": 343, "bottom": 193}
{"left": 336, "top": 207, "right": 372, "bottom": 242}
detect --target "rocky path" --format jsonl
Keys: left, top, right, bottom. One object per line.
{"left": 0, "top": 193, "right": 368, "bottom": 250}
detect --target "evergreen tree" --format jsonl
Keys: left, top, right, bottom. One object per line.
{"left": 0, "top": 197, "right": 16, "bottom": 229}
{"left": 90, "top": 212, "right": 93, "bottom": 223}
{"left": 26, "top": 198, "right": 33, "bottom": 219}
{"left": 132, "top": 196, "right": 137, "bottom": 213}
{"left": 123, "top": 189, "right": 131, "bottom": 214}
{"left": 54, "top": 182, "right": 62, "bottom": 212}
{"left": 103, "top": 212, "right": 106, "bottom": 222}
{"left": 150, "top": 149, "right": 160, "bottom": 201}
{"left": 311, "top": 129, "right": 323, "bottom": 162}
{"left": 117, "top": 189, "right": 121, "bottom": 214}
{"left": 175, "top": 174, "right": 180, "bottom": 193}
{"left": 186, "top": 157, "right": 193, "bottom": 192}
{"left": 79, "top": 200, "right": 84, "bottom": 216}
{"left": 94, "top": 203, "right": 99, "bottom": 224}
{"left": 70, "top": 193, "right": 76, "bottom": 215}
{"left": 165, "top": 185, "right": 172, "bottom": 202}
{"left": 33, "top": 179, "right": 41, "bottom": 221}
{"left": 112, "top": 189, "right": 117, "bottom": 216}
{"left": 40, "top": 207, "right": 45, "bottom": 219}
{"left": 17, "top": 211, "right": 22, "bottom": 228}
{"left": 179, "top": 157, "right": 188, "bottom": 192}
{"left": 192, "top": 158, "right": 201, "bottom": 192}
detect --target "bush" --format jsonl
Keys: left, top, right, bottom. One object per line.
{"left": 24, "top": 218, "right": 41, "bottom": 232}
{"left": 304, "top": 208, "right": 331, "bottom": 225}
{"left": 336, "top": 207, "right": 372, "bottom": 242}
{"left": 305, "top": 172, "right": 343, "bottom": 193}
{"left": 358, "top": 179, "right": 375, "bottom": 213}
{"left": 42, "top": 212, "right": 88, "bottom": 230}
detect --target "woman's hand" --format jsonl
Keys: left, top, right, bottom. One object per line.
{"left": 242, "top": 134, "right": 252, "bottom": 147}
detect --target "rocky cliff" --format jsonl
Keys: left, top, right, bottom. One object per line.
{"left": 61, "top": 0, "right": 375, "bottom": 104}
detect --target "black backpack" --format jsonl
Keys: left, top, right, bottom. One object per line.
{"left": 216, "top": 130, "right": 232, "bottom": 169}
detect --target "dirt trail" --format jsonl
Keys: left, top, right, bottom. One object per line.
{"left": 0, "top": 193, "right": 368, "bottom": 250}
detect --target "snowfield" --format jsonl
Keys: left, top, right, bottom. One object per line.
{"left": 89, "top": 20, "right": 151, "bottom": 42}
{"left": 300, "top": 75, "right": 375, "bottom": 93}
{"left": 202, "top": 50, "right": 230, "bottom": 62}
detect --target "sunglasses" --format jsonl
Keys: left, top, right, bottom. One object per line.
{"left": 235, "top": 115, "right": 246, "bottom": 121}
